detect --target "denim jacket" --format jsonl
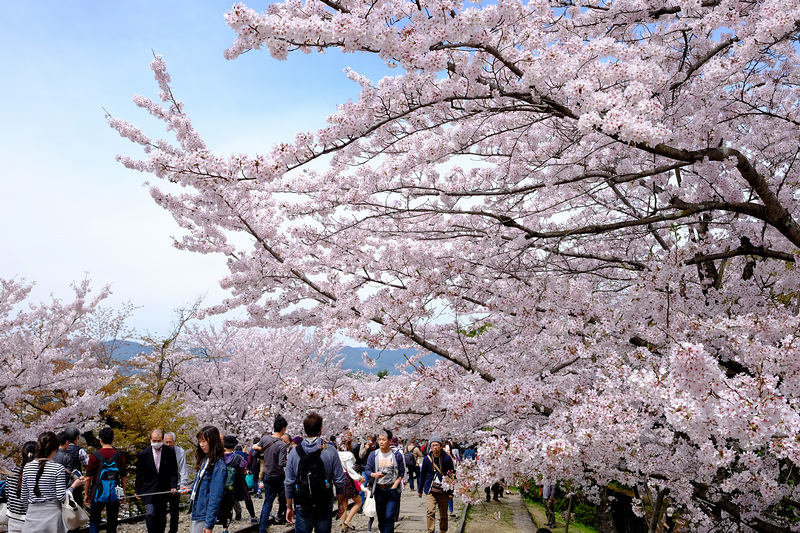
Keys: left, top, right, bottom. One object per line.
{"left": 190, "top": 458, "right": 226, "bottom": 529}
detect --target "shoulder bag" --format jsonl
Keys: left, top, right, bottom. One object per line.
{"left": 62, "top": 490, "right": 89, "bottom": 529}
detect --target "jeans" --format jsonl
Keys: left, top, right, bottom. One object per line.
{"left": 373, "top": 487, "right": 400, "bottom": 533}
{"left": 407, "top": 465, "right": 420, "bottom": 490}
{"left": 258, "top": 475, "right": 287, "bottom": 533}
{"left": 294, "top": 502, "right": 333, "bottom": 533}
{"left": 89, "top": 500, "right": 120, "bottom": 533}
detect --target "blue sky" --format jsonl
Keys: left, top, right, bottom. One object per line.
{"left": 0, "top": 1, "right": 390, "bottom": 336}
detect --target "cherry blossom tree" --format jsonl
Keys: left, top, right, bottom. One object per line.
{"left": 111, "top": 0, "right": 800, "bottom": 529}
{"left": 167, "top": 324, "right": 353, "bottom": 438}
{"left": 0, "top": 278, "right": 117, "bottom": 456}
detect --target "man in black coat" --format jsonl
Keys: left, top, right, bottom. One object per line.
{"left": 135, "top": 429, "right": 179, "bottom": 533}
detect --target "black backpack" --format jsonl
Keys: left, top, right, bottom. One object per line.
{"left": 65, "top": 444, "right": 83, "bottom": 473}
{"left": 53, "top": 448, "right": 73, "bottom": 484}
{"left": 293, "top": 445, "right": 332, "bottom": 509}
{"left": 404, "top": 448, "right": 417, "bottom": 468}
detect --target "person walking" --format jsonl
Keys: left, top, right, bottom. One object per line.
{"left": 403, "top": 441, "right": 422, "bottom": 491}
{"left": 20, "top": 431, "right": 86, "bottom": 533}
{"left": 256, "top": 414, "right": 289, "bottom": 532}
{"left": 63, "top": 426, "right": 89, "bottom": 506}
{"left": 418, "top": 436, "right": 455, "bottom": 533}
{"left": 84, "top": 427, "right": 127, "bottom": 533}
{"left": 52, "top": 432, "right": 73, "bottom": 489}
{"left": 219, "top": 435, "right": 257, "bottom": 530}
{"left": 337, "top": 439, "right": 365, "bottom": 531}
{"left": 352, "top": 435, "right": 377, "bottom": 475}
{"left": 542, "top": 482, "right": 557, "bottom": 527}
{"left": 6, "top": 441, "right": 36, "bottom": 533}
{"left": 135, "top": 429, "right": 179, "bottom": 533}
{"left": 284, "top": 412, "right": 348, "bottom": 533}
{"left": 184, "top": 426, "right": 226, "bottom": 533}
{"left": 443, "top": 439, "right": 459, "bottom": 517}
{"left": 364, "top": 429, "right": 405, "bottom": 533}
{"left": 164, "top": 432, "right": 189, "bottom": 533}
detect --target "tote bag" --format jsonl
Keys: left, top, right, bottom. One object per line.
{"left": 363, "top": 479, "right": 377, "bottom": 518}
{"left": 62, "top": 490, "right": 89, "bottom": 530}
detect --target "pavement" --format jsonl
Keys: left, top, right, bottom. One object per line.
{"left": 115, "top": 485, "right": 465, "bottom": 533}
{"left": 330, "top": 486, "right": 466, "bottom": 533}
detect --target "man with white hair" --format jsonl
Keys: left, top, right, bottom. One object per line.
{"left": 164, "top": 432, "right": 189, "bottom": 533}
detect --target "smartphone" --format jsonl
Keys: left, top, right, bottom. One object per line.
{"left": 70, "top": 469, "right": 81, "bottom": 480}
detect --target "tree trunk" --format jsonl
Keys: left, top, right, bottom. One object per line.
{"left": 648, "top": 490, "right": 667, "bottom": 533}
{"left": 565, "top": 493, "right": 575, "bottom": 533}
{"left": 598, "top": 488, "right": 617, "bottom": 533}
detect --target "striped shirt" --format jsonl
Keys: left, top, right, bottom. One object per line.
{"left": 6, "top": 465, "right": 29, "bottom": 519}
{"left": 21, "top": 459, "right": 69, "bottom": 504}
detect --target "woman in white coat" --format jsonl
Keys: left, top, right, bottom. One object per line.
{"left": 338, "top": 439, "right": 366, "bottom": 531}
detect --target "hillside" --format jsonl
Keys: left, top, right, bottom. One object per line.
{"left": 106, "top": 341, "right": 434, "bottom": 375}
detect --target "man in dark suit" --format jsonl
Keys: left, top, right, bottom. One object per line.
{"left": 136, "top": 429, "right": 179, "bottom": 533}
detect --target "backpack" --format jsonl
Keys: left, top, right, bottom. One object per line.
{"left": 293, "top": 445, "right": 332, "bottom": 509}
{"left": 224, "top": 454, "right": 242, "bottom": 495}
{"left": 53, "top": 448, "right": 73, "bottom": 485}
{"left": 404, "top": 447, "right": 417, "bottom": 468}
{"left": 92, "top": 450, "right": 123, "bottom": 503}
{"left": 66, "top": 444, "right": 83, "bottom": 473}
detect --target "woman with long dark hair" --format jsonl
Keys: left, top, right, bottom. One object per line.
{"left": 20, "top": 431, "right": 85, "bottom": 533}
{"left": 186, "top": 426, "right": 226, "bottom": 533}
{"left": 6, "top": 441, "right": 36, "bottom": 533}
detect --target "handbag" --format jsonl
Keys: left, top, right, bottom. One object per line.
{"left": 62, "top": 490, "right": 89, "bottom": 530}
{"left": 362, "top": 482, "right": 377, "bottom": 518}
{"left": 245, "top": 473, "right": 255, "bottom": 490}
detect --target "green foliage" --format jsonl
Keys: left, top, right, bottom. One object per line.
{"left": 521, "top": 484, "right": 599, "bottom": 529}
{"left": 377, "top": 369, "right": 389, "bottom": 380}
{"left": 457, "top": 322, "right": 493, "bottom": 338}
{"left": 100, "top": 384, "right": 196, "bottom": 457}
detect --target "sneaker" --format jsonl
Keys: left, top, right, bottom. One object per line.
{"left": 251, "top": 517, "right": 259, "bottom": 524}
{"left": 450, "top": 513, "right": 457, "bottom": 517}
{"left": 255, "top": 492, "right": 263, "bottom": 499}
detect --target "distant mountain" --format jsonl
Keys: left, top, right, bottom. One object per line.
{"left": 103, "top": 341, "right": 434, "bottom": 375}
{"left": 104, "top": 340, "right": 151, "bottom": 361}
{"left": 338, "top": 346, "right": 436, "bottom": 375}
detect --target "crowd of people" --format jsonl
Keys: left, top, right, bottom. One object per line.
{"left": 0, "top": 413, "right": 473, "bottom": 533}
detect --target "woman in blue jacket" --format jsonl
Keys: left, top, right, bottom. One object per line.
{"left": 186, "top": 426, "right": 226, "bottom": 533}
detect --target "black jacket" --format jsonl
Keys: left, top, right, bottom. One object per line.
{"left": 135, "top": 445, "right": 179, "bottom": 504}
